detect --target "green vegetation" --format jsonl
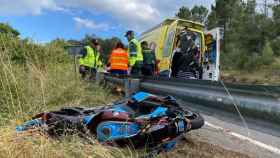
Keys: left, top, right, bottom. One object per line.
{"left": 0, "top": 33, "right": 116, "bottom": 122}
{"left": 0, "top": 23, "right": 20, "bottom": 37}
{"left": 176, "top": 6, "right": 209, "bottom": 23}
{"left": 0, "top": 27, "right": 122, "bottom": 157}
{"left": 176, "top": 0, "right": 280, "bottom": 84}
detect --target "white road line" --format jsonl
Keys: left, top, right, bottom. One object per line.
{"left": 205, "top": 121, "right": 280, "bottom": 155}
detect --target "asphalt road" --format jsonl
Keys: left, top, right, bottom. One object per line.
{"left": 178, "top": 100, "right": 280, "bottom": 158}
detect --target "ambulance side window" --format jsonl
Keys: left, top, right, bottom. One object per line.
{"left": 163, "top": 31, "right": 175, "bottom": 57}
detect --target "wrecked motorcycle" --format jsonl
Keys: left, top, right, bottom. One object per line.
{"left": 16, "top": 92, "right": 204, "bottom": 151}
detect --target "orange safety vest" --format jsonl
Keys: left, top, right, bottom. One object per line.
{"left": 109, "top": 48, "right": 129, "bottom": 71}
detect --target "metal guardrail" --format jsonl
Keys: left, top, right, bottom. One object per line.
{"left": 103, "top": 75, "right": 140, "bottom": 97}
{"left": 101, "top": 73, "right": 280, "bottom": 123}
{"left": 143, "top": 76, "right": 280, "bottom": 97}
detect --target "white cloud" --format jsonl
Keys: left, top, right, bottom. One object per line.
{"left": 73, "top": 17, "right": 109, "bottom": 30}
{"left": 0, "top": 0, "right": 63, "bottom": 15}
{"left": 0, "top": 0, "right": 215, "bottom": 31}
{"left": 58, "top": 0, "right": 161, "bottom": 31}
{"left": 58, "top": 0, "right": 215, "bottom": 31}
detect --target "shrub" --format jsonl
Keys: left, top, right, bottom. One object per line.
{"left": 261, "top": 41, "right": 274, "bottom": 65}
{"left": 0, "top": 34, "right": 116, "bottom": 123}
{"left": 244, "top": 53, "right": 266, "bottom": 72}
{"left": 0, "top": 34, "right": 70, "bottom": 66}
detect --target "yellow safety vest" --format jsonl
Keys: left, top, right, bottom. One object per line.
{"left": 128, "top": 39, "right": 143, "bottom": 66}
{"left": 79, "top": 46, "right": 102, "bottom": 68}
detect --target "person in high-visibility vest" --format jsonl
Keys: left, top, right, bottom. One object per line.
{"left": 108, "top": 42, "right": 129, "bottom": 76}
{"left": 125, "top": 30, "right": 143, "bottom": 76}
{"left": 79, "top": 39, "right": 103, "bottom": 79}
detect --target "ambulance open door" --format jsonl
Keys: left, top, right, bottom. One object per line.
{"left": 202, "top": 28, "right": 222, "bottom": 81}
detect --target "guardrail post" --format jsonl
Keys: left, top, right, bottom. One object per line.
{"left": 124, "top": 79, "right": 130, "bottom": 98}
{"left": 124, "top": 78, "right": 140, "bottom": 97}
{"left": 130, "top": 78, "right": 140, "bottom": 94}
{"left": 95, "top": 72, "right": 104, "bottom": 85}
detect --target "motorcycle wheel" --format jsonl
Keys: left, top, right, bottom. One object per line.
{"left": 186, "top": 112, "right": 204, "bottom": 130}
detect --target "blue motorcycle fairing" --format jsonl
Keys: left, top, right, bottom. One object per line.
{"left": 83, "top": 114, "right": 99, "bottom": 125}
{"left": 150, "top": 107, "right": 167, "bottom": 118}
{"left": 16, "top": 119, "right": 43, "bottom": 132}
{"left": 136, "top": 106, "right": 168, "bottom": 119}
{"left": 161, "top": 140, "right": 177, "bottom": 152}
{"left": 132, "top": 92, "right": 155, "bottom": 103}
{"left": 96, "top": 121, "right": 140, "bottom": 142}
{"left": 177, "top": 120, "right": 185, "bottom": 133}
{"left": 110, "top": 104, "right": 128, "bottom": 113}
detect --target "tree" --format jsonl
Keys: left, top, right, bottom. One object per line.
{"left": 205, "top": 0, "right": 280, "bottom": 70}
{"left": 191, "top": 6, "right": 209, "bottom": 23}
{"left": 261, "top": 40, "right": 274, "bottom": 65}
{"left": 270, "top": 3, "right": 280, "bottom": 56}
{"left": 176, "top": 6, "right": 208, "bottom": 23}
{"left": 206, "top": 0, "right": 241, "bottom": 29}
{"left": 272, "top": 4, "right": 280, "bottom": 34}
{"left": 176, "top": 6, "right": 192, "bottom": 20}
{"left": 0, "top": 23, "right": 20, "bottom": 36}
{"left": 98, "top": 37, "right": 121, "bottom": 62}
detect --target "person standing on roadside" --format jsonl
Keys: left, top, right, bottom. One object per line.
{"left": 108, "top": 41, "right": 129, "bottom": 76}
{"left": 125, "top": 30, "right": 143, "bottom": 76}
{"left": 79, "top": 39, "right": 103, "bottom": 79}
{"left": 141, "top": 41, "right": 156, "bottom": 76}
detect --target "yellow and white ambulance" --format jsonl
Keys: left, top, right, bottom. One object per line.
{"left": 139, "top": 18, "right": 222, "bottom": 81}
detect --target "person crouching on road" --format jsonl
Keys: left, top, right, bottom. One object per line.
{"left": 125, "top": 30, "right": 143, "bottom": 76}
{"left": 141, "top": 41, "right": 156, "bottom": 76}
{"left": 108, "top": 41, "right": 129, "bottom": 76}
{"left": 79, "top": 39, "right": 103, "bottom": 79}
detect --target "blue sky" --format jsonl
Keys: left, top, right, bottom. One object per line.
{"left": 0, "top": 0, "right": 216, "bottom": 42}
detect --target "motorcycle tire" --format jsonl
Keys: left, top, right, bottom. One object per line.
{"left": 189, "top": 112, "right": 204, "bottom": 130}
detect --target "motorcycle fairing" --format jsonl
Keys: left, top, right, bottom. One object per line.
{"left": 96, "top": 121, "right": 140, "bottom": 142}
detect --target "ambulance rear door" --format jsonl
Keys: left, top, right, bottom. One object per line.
{"left": 202, "top": 27, "right": 222, "bottom": 81}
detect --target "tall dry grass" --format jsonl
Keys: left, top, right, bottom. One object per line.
{"left": 0, "top": 34, "right": 132, "bottom": 158}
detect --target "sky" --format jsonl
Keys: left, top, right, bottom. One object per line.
{"left": 0, "top": 0, "right": 217, "bottom": 42}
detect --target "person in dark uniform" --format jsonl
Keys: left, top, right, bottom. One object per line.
{"left": 141, "top": 41, "right": 156, "bottom": 76}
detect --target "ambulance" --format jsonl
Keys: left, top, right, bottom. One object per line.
{"left": 139, "top": 18, "right": 222, "bottom": 81}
